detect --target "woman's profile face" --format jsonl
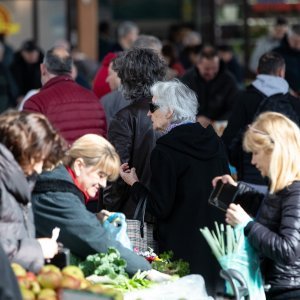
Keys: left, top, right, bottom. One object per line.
{"left": 76, "top": 165, "right": 108, "bottom": 198}
{"left": 251, "top": 149, "right": 271, "bottom": 177}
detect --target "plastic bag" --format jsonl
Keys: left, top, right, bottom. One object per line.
{"left": 103, "top": 213, "right": 132, "bottom": 250}
{"left": 124, "top": 275, "right": 213, "bottom": 300}
{"left": 219, "top": 224, "right": 265, "bottom": 300}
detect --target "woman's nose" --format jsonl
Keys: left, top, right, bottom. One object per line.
{"left": 147, "top": 111, "right": 151, "bottom": 117}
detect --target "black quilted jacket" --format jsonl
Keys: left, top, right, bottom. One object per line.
{"left": 242, "top": 181, "right": 300, "bottom": 289}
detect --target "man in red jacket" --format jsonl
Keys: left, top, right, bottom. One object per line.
{"left": 23, "top": 47, "right": 107, "bottom": 144}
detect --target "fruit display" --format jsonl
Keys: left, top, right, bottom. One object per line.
{"left": 11, "top": 262, "right": 123, "bottom": 300}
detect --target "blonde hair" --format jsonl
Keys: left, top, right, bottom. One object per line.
{"left": 65, "top": 134, "right": 120, "bottom": 181}
{"left": 243, "top": 112, "right": 300, "bottom": 193}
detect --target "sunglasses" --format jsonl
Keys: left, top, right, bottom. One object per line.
{"left": 148, "top": 102, "right": 160, "bottom": 113}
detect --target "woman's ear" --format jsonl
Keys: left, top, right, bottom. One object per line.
{"left": 166, "top": 109, "right": 174, "bottom": 120}
{"left": 73, "top": 158, "right": 85, "bottom": 177}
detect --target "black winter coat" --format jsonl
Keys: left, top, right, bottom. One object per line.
{"left": 222, "top": 85, "right": 300, "bottom": 185}
{"left": 130, "top": 123, "right": 230, "bottom": 295}
{"left": 103, "top": 98, "right": 160, "bottom": 219}
{"left": 0, "top": 144, "right": 44, "bottom": 273}
{"left": 10, "top": 51, "right": 43, "bottom": 97}
{"left": 180, "top": 64, "right": 238, "bottom": 120}
{"left": 273, "top": 36, "right": 300, "bottom": 94}
{"left": 241, "top": 181, "right": 300, "bottom": 290}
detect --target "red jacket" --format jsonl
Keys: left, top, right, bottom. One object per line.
{"left": 24, "top": 75, "right": 107, "bottom": 144}
{"left": 92, "top": 52, "right": 117, "bottom": 99}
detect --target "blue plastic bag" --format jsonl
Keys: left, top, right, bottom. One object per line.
{"left": 103, "top": 212, "right": 132, "bottom": 250}
{"left": 219, "top": 224, "right": 265, "bottom": 300}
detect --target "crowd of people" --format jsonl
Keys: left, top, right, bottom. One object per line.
{"left": 2, "top": 16, "right": 300, "bottom": 300}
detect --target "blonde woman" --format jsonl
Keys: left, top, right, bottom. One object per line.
{"left": 213, "top": 112, "right": 300, "bottom": 300}
{"left": 31, "top": 134, "right": 152, "bottom": 275}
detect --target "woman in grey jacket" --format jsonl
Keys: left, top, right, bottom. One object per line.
{"left": 0, "top": 110, "right": 66, "bottom": 273}
{"left": 214, "top": 112, "right": 300, "bottom": 300}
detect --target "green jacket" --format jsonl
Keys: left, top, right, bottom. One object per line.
{"left": 31, "top": 165, "right": 151, "bottom": 274}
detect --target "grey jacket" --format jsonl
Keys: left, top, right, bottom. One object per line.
{"left": 0, "top": 144, "right": 44, "bottom": 273}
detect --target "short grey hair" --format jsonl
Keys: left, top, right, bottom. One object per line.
{"left": 117, "top": 21, "right": 139, "bottom": 39}
{"left": 150, "top": 80, "right": 198, "bottom": 123}
{"left": 133, "top": 35, "right": 162, "bottom": 53}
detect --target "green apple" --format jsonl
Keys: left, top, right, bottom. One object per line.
{"left": 60, "top": 274, "right": 81, "bottom": 290}
{"left": 20, "top": 287, "right": 35, "bottom": 300}
{"left": 39, "top": 264, "right": 61, "bottom": 275}
{"left": 62, "top": 265, "right": 84, "bottom": 280}
{"left": 37, "top": 288, "right": 57, "bottom": 300}
{"left": 11, "top": 262, "right": 26, "bottom": 277}
{"left": 38, "top": 271, "right": 62, "bottom": 289}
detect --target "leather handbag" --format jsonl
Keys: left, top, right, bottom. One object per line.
{"left": 126, "top": 196, "right": 158, "bottom": 252}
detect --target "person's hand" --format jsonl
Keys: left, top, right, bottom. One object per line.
{"left": 226, "top": 203, "right": 252, "bottom": 227}
{"left": 119, "top": 163, "right": 139, "bottom": 186}
{"left": 197, "top": 115, "right": 212, "bottom": 128}
{"left": 146, "top": 269, "right": 172, "bottom": 282}
{"left": 96, "top": 209, "right": 112, "bottom": 222}
{"left": 212, "top": 174, "right": 237, "bottom": 188}
{"left": 38, "top": 238, "right": 59, "bottom": 259}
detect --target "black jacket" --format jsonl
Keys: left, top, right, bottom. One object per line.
{"left": 10, "top": 51, "right": 43, "bottom": 97}
{"left": 0, "top": 144, "right": 44, "bottom": 273}
{"left": 103, "top": 98, "right": 160, "bottom": 219}
{"left": 130, "top": 123, "right": 230, "bottom": 295}
{"left": 180, "top": 64, "right": 239, "bottom": 120}
{"left": 273, "top": 36, "right": 300, "bottom": 94}
{"left": 32, "top": 165, "right": 151, "bottom": 275}
{"left": 222, "top": 85, "right": 300, "bottom": 185}
{"left": 242, "top": 181, "right": 300, "bottom": 290}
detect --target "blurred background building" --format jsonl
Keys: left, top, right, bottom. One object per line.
{"left": 1, "top": 0, "right": 300, "bottom": 75}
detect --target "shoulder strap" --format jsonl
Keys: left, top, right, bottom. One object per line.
{"left": 33, "top": 179, "right": 85, "bottom": 204}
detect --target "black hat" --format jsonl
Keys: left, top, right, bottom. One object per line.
{"left": 21, "top": 40, "right": 39, "bottom": 52}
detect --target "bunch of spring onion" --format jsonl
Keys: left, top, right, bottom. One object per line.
{"left": 200, "top": 222, "right": 243, "bottom": 260}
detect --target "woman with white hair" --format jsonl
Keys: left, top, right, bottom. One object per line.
{"left": 120, "top": 79, "right": 229, "bottom": 295}
{"left": 213, "top": 112, "right": 300, "bottom": 299}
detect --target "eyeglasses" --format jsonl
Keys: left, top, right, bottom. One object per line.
{"left": 149, "top": 102, "right": 160, "bottom": 113}
{"left": 248, "top": 125, "right": 274, "bottom": 144}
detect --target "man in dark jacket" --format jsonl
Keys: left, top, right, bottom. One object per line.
{"left": 120, "top": 80, "right": 230, "bottom": 296}
{"left": 23, "top": 46, "right": 107, "bottom": 144}
{"left": 180, "top": 46, "right": 238, "bottom": 127}
{"left": 10, "top": 40, "right": 43, "bottom": 104}
{"left": 103, "top": 48, "right": 167, "bottom": 218}
{"left": 273, "top": 24, "right": 300, "bottom": 96}
{"left": 222, "top": 51, "right": 300, "bottom": 188}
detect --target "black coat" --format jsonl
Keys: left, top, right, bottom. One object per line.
{"left": 180, "top": 64, "right": 239, "bottom": 120}
{"left": 273, "top": 36, "right": 300, "bottom": 94}
{"left": 10, "top": 51, "right": 43, "bottom": 97}
{"left": 222, "top": 85, "right": 300, "bottom": 185}
{"left": 131, "top": 123, "right": 230, "bottom": 295}
{"left": 242, "top": 181, "right": 300, "bottom": 290}
{"left": 103, "top": 98, "right": 161, "bottom": 219}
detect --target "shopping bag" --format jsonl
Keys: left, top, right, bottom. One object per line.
{"left": 103, "top": 212, "right": 132, "bottom": 250}
{"left": 126, "top": 196, "right": 158, "bottom": 252}
{"left": 200, "top": 223, "right": 265, "bottom": 300}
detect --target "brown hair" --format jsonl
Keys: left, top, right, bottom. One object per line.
{"left": 0, "top": 110, "right": 67, "bottom": 175}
